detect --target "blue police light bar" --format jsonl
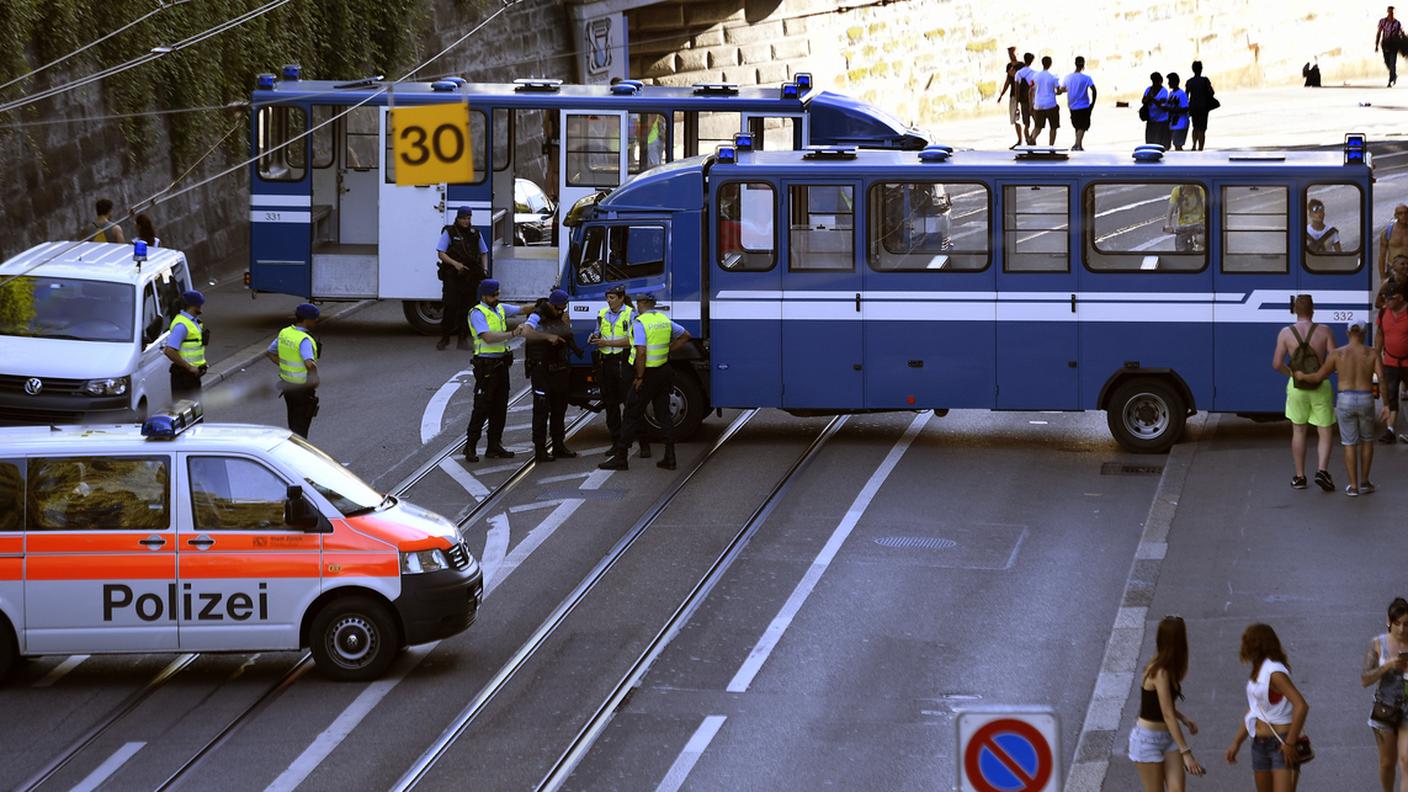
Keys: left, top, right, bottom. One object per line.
{"left": 256, "top": 73, "right": 276, "bottom": 90}
{"left": 431, "top": 80, "right": 457, "bottom": 92}
{"left": 133, "top": 240, "right": 148, "bottom": 264}
{"left": 611, "top": 79, "right": 643, "bottom": 95}
{"left": 1345, "top": 133, "right": 1367, "bottom": 165}
{"left": 141, "top": 400, "right": 204, "bottom": 440}
{"left": 780, "top": 82, "right": 800, "bottom": 99}
{"left": 281, "top": 64, "right": 302, "bottom": 81}
{"left": 918, "top": 144, "right": 952, "bottom": 163}
{"left": 447, "top": 76, "right": 466, "bottom": 86}
{"left": 715, "top": 145, "right": 737, "bottom": 164}
{"left": 733, "top": 131, "right": 754, "bottom": 150}
{"left": 794, "top": 72, "right": 813, "bottom": 91}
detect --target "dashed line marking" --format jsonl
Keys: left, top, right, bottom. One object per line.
{"left": 70, "top": 741, "right": 144, "bottom": 792}
{"left": 33, "top": 654, "right": 88, "bottom": 687}
{"left": 654, "top": 715, "right": 726, "bottom": 792}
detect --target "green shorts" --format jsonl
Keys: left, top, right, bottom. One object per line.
{"left": 1285, "top": 378, "right": 1334, "bottom": 426}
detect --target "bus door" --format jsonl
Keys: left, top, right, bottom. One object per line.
{"left": 560, "top": 111, "right": 627, "bottom": 272}
{"left": 781, "top": 180, "right": 863, "bottom": 408}
{"left": 710, "top": 180, "right": 782, "bottom": 407}
{"left": 996, "top": 181, "right": 1079, "bottom": 409}
{"left": 743, "top": 113, "right": 805, "bottom": 150}
{"left": 379, "top": 107, "right": 450, "bottom": 301}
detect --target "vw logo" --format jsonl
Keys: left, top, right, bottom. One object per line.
{"left": 23, "top": 378, "right": 43, "bottom": 396}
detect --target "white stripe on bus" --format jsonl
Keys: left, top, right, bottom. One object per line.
{"left": 250, "top": 195, "right": 312, "bottom": 207}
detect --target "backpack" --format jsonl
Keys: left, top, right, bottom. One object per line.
{"left": 1289, "top": 324, "right": 1321, "bottom": 390}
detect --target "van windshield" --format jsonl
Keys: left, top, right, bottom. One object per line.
{"left": 270, "top": 436, "right": 387, "bottom": 516}
{"left": 0, "top": 276, "right": 134, "bottom": 342}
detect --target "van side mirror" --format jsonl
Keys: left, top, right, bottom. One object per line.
{"left": 284, "top": 485, "right": 320, "bottom": 530}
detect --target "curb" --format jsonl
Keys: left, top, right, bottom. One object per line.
{"left": 203, "top": 299, "right": 373, "bottom": 390}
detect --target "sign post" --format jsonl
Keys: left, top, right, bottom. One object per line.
{"left": 391, "top": 102, "right": 475, "bottom": 186}
{"left": 956, "top": 707, "right": 1060, "bottom": 792}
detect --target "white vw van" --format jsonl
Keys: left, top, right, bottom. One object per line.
{"left": 0, "top": 241, "right": 194, "bottom": 424}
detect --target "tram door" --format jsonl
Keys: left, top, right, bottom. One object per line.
{"left": 781, "top": 180, "right": 864, "bottom": 409}
{"left": 379, "top": 107, "right": 447, "bottom": 300}
{"left": 559, "top": 111, "right": 627, "bottom": 270}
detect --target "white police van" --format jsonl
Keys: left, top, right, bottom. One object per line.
{"left": 0, "top": 404, "right": 483, "bottom": 681}
{"left": 0, "top": 241, "right": 194, "bottom": 424}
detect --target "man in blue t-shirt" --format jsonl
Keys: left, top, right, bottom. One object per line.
{"left": 1059, "top": 56, "right": 1097, "bottom": 151}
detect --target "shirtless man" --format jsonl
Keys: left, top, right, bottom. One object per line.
{"left": 1272, "top": 294, "right": 1337, "bottom": 490}
{"left": 1296, "top": 320, "right": 1383, "bottom": 495}
{"left": 1378, "top": 204, "right": 1408, "bottom": 283}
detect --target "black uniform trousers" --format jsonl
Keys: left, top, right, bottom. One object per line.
{"left": 440, "top": 277, "right": 477, "bottom": 340}
{"left": 169, "top": 366, "right": 202, "bottom": 403}
{"left": 596, "top": 353, "right": 631, "bottom": 448}
{"left": 530, "top": 363, "right": 569, "bottom": 450}
{"left": 467, "top": 355, "right": 511, "bottom": 448}
{"left": 618, "top": 365, "right": 674, "bottom": 449}
{"left": 283, "top": 386, "right": 318, "bottom": 439}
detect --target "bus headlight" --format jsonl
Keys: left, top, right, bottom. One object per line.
{"left": 83, "top": 376, "right": 129, "bottom": 396}
{"left": 400, "top": 548, "right": 450, "bottom": 575}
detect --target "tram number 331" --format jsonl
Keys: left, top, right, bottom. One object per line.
{"left": 391, "top": 103, "right": 476, "bottom": 187}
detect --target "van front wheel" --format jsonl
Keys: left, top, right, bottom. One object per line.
{"left": 309, "top": 596, "right": 399, "bottom": 681}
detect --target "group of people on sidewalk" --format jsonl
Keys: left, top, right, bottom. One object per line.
{"left": 1139, "top": 64, "right": 1218, "bottom": 152}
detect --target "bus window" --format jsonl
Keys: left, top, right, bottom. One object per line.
{"left": 0, "top": 459, "right": 19, "bottom": 532}
{"left": 606, "top": 225, "right": 666, "bottom": 280}
{"left": 1003, "top": 185, "right": 1068, "bottom": 272}
{"left": 747, "top": 116, "right": 800, "bottom": 151}
{"left": 575, "top": 225, "right": 609, "bottom": 285}
{"left": 256, "top": 106, "right": 306, "bottom": 181}
{"left": 494, "top": 108, "right": 511, "bottom": 171}
{"left": 1305, "top": 183, "right": 1363, "bottom": 273}
{"left": 1222, "top": 185, "right": 1288, "bottom": 273}
{"left": 790, "top": 184, "right": 854, "bottom": 271}
{"left": 718, "top": 182, "right": 775, "bottom": 271}
{"left": 311, "top": 105, "right": 335, "bottom": 169}
{"left": 387, "top": 108, "right": 486, "bottom": 184}
{"left": 627, "top": 113, "right": 667, "bottom": 174}
{"left": 1086, "top": 182, "right": 1208, "bottom": 272}
{"left": 566, "top": 114, "right": 621, "bottom": 187}
{"left": 869, "top": 182, "right": 989, "bottom": 272}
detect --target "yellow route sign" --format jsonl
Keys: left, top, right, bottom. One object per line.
{"left": 391, "top": 102, "right": 474, "bottom": 186}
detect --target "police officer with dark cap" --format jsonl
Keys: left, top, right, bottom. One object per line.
{"left": 436, "top": 206, "right": 488, "bottom": 351}
{"left": 520, "top": 289, "right": 584, "bottom": 462}
{"left": 163, "top": 289, "right": 208, "bottom": 401}
{"left": 464, "top": 279, "right": 524, "bottom": 462}
{"left": 587, "top": 284, "right": 638, "bottom": 457}
{"left": 264, "top": 303, "right": 321, "bottom": 438}
{"left": 599, "top": 292, "right": 690, "bottom": 471}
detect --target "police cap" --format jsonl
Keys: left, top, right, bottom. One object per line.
{"left": 180, "top": 290, "right": 205, "bottom": 308}
{"left": 605, "top": 284, "right": 627, "bottom": 297}
{"left": 548, "top": 289, "right": 569, "bottom": 307}
{"left": 295, "top": 303, "right": 320, "bottom": 321}
{"left": 479, "top": 279, "right": 501, "bottom": 297}
{"left": 633, "top": 291, "right": 657, "bottom": 303}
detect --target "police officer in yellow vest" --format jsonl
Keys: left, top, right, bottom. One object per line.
{"left": 263, "top": 303, "right": 321, "bottom": 438}
{"left": 465, "top": 279, "right": 525, "bottom": 463}
{"left": 599, "top": 292, "right": 691, "bottom": 471}
{"left": 163, "top": 290, "right": 207, "bottom": 401}
{"left": 587, "top": 285, "right": 638, "bottom": 457}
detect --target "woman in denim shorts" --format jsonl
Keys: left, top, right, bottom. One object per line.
{"left": 1361, "top": 597, "right": 1408, "bottom": 791}
{"left": 1129, "top": 616, "right": 1205, "bottom": 789}
{"left": 1226, "top": 624, "right": 1310, "bottom": 791}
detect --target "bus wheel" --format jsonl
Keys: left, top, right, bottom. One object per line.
{"left": 1107, "top": 378, "right": 1186, "bottom": 454}
{"left": 645, "top": 369, "right": 706, "bottom": 441}
{"left": 309, "top": 596, "right": 399, "bottom": 682}
{"left": 402, "top": 300, "right": 444, "bottom": 336}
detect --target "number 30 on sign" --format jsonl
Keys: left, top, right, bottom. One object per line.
{"left": 391, "top": 103, "right": 474, "bottom": 186}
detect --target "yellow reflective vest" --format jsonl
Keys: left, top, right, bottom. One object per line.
{"left": 169, "top": 313, "right": 205, "bottom": 367}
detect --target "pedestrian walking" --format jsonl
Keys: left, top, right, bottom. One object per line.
{"left": 1140, "top": 73, "right": 1171, "bottom": 147}
{"left": 163, "top": 290, "right": 207, "bottom": 402}
{"left": 436, "top": 206, "right": 488, "bottom": 351}
{"left": 598, "top": 292, "right": 690, "bottom": 472}
{"left": 587, "top": 284, "right": 638, "bottom": 457}
{"left": 1129, "top": 616, "right": 1206, "bottom": 790}
{"left": 135, "top": 213, "right": 160, "bottom": 247}
{"left": 1028, "top": 55, "right": 1061, "bottom": 146}
{"left": 1378, "top": 6, "right": 1405, "bottom": 87}
{"left": 997, "top": 46, "right": 1026, "bottom": 149}
{"left": 1363, "top": 597, "right": 1408, "bottom": 791}
{"left": 1059, "top": 56, "right": 1097, "bottom": 151}
{"left": 1272, "top": 294, "right": 1335, "bottom": 490}
{"left": 1378, "top": 205, "right": 1408, "bottom": 282}
{"left": 1185, "top": 61, "right": 1217, "bottom": 151}
{"left": 1376, "top": 285, "right": 1408, "bottom": 443}
{"left": 1294, "top": 320, "right": 1382, "bottom": 494}
{"left": 1225, "top": 624, "right": 1310, "bottom": 792}
{"left": 89, "top": 198, "right": 125, "bottom": 244}
{"left": 1165, "top": 73, "right": 1190, "bottom": 151}
{"left": 264, "top": 303, "right": 321, "bottom": 439}
{"left": 464, "top": 279, "right": 523, "bottom": 463}
{"left": 1015, "top": 52, "right": 1037, "bottom": 148}
{"left": 520, "top": 289, "right": 583, "bottom": 462}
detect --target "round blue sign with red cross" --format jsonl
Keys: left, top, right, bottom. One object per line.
{"left": 958, "top": 712, "right": 1058, "bottom": 792}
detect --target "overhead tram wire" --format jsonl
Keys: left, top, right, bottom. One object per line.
{"left": 0, "top": 0, "right": 192, "bottom": 94}
{"left": 0, "top": 0, "right": 527, "bottom": 291}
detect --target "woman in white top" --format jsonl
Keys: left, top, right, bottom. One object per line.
{"left": 1225, "top": 623, "right": 1310, "bottom": 791}
{"left": 1362, "top": 597, "right": 1408, "bottom": 791}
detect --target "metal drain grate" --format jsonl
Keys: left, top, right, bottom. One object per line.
{"left": 1100, "top": 462, "right": 1164, "bottom": 476}
{"left": 874, "top": 536, "right": 958, "bottom": 550}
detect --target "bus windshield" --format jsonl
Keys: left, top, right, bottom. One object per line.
{"left": 0, "top": 276, "right": 134, "bottom": 342}
{"left": 271, "top": 436, "right": 387, "bottom": 516}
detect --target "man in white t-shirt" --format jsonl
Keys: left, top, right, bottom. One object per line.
{"left": 1058, "top": 56, "right": 1097, "bottom": 151}
{"left": 1028, "top": 55, "right": 1061, "bottom": 145}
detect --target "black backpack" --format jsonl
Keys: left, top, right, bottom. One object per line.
{"left": 1289, "top": 324, "right": 1321, "bottom": 390}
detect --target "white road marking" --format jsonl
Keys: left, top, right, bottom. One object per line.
{"left": 726, "top": 411, "right": 931, "bottom": 693}
{"left": 504, "top": 421, "right": 532, "bottom": 433}
{"left": 580, "top": 469, "right": 613, "bottom": 490}
{"left": 486, "top": 499, "right": 584, "bottom": 596}
{"left": 421, "top": 369, "right": 472, "bottom": 444}
{"left": 509, "top": 498, "right": 570, "bottom": 513}
{"left": 654, "top": 715, "right": 727, "bottom": 792}
{"left": 263, "top": 645, "right": 435, "bottom": 792}
{"left": 538, "top": 471, "right": 593, "bottom": 485}
{"left": 438, "top": 457, "right": 490, "bottom": 501}
{"left": 480, "top": 513, "right": 510, "bottom": 593}
{"left": 70, "top": 741, "right": 144, "bottom": 792}
{"left": 33, "top": 654, "right": 88, "bottom": 687}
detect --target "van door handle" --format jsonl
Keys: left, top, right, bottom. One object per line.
{"left": 139, "top": 534, "right": 166, "bottom": 549}
{"left": 187, "top": 535, "right": 215, "bottom": 549}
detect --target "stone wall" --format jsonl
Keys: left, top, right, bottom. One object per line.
{"left": 629, "top": 0, "right": 1381, "bottom": 135}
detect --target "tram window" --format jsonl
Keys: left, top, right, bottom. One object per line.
{"left": 627, "top": 113, "right": 667, "bottom": 174}
{"left": 1003, "top": 185, "right": 1068, "bottom": 272}
{"left": 1086, "top": 182, "right": 1208, "bottom": 272}
{"left": 566, "top": 114, "right": 621, "bottom": 187}
{"left": 386, "top": 109, "right": 486, "bottom": 184}
{"left": 1222, "top": 186, "right": 1288, "bottom": 273}
{"left": 717, "top": 182, "right": 776, "bottom": 272}
{"left": 493, "top": 108, "right": 510, "bottom": 171}
{"left": 1305, "top": 183, "right": 1363, "bottom": 273}
{"left": 0, "top": 459, "right": 20, "bottom": 533}
{"left": 575, "top": 225, "right": 665, "bottom": 283}
{"left": 311, "top": 105, "right": 335, "bottom": 169}
{"left": 343, "top": 106, "right": 377, "bottom": 172}
{"left": 256, "top": 106, "right": 306, "bottom": 181}
{"left": 747, "top": 116, "right": 800, "bottom": 151}
{"left": 868, "top": 182, "right": 989, "bottom": 272}
{"left": 790, "top": 184, "right": 854, "bottom": 271}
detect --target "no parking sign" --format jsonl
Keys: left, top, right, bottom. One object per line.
{"left": 956, "top": 707, "right": 1060, "bottom": 792}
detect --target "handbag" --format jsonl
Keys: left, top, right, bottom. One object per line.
{"left": 1254, "top": 696, "right": 1314, "bottom": 765}
{"left": 1373, "top": 699, "right": 1403, "bottom": 727}
{"left": 1208, "top": 96, "right": 1221, "bottom": 111}
{"left": 1138, "top": 90, "right": 1150, "bottom": 121}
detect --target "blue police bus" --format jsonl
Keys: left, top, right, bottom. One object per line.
{"left": 245, "top": 67, "right": 926, "bottom": 331}
{"left": 562, "top": 138, "right": 1374, "bottom": 451}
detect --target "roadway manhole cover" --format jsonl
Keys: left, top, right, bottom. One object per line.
{"left": 1100, "top": 462, "right": 1164, "bottom": 476}
{"left": 874, "top": 536, "right": 958, "bottom": 551}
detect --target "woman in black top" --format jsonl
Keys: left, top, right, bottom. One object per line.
{"left": 1129, "top": 616, "right": 1205, "bottom": 789}
{"left": 1185, "top": 61, "right": 1216, "bottom": 151}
